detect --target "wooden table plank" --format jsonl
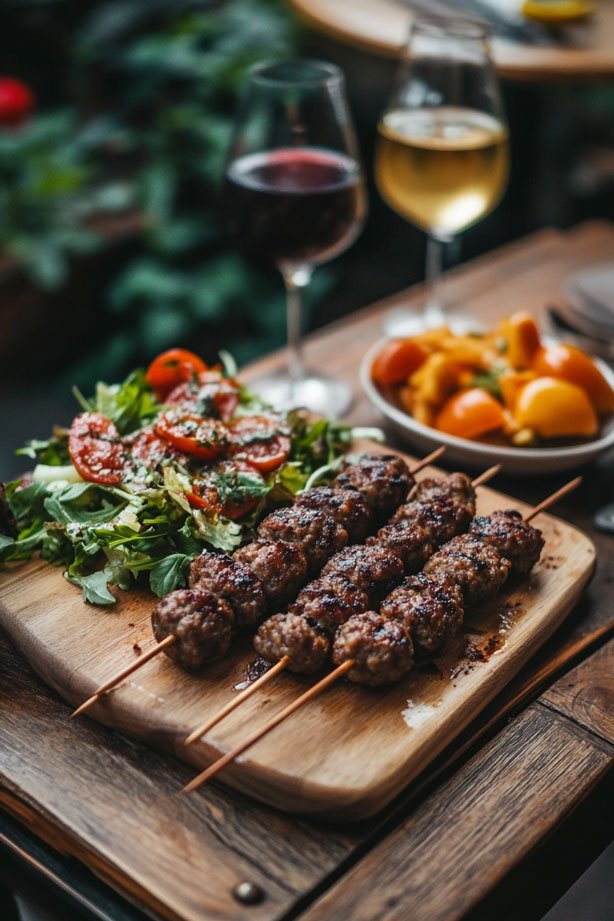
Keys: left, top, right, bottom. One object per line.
{"left": 541, "top": 640, "right": 614, "bottom": 745}
{"left": 295, "top": 669, "right": 613, "bottom": 921}
{"left": 0, "top": 632, "right": 362, "bottom": 921}
{"left": 1, "top": 221, "right": 613, "bottom": 921}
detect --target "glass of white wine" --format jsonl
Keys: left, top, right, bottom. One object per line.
{"left": 375, "top": 17, "right": 509, "bottom": 334}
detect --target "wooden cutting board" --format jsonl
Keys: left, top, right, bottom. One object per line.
{"left": 0, "top": 449, "right": 596, "bottom": 820}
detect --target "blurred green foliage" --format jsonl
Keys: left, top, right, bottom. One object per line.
{"left": 0, "top": 111, "right": 134, "bottom": 289}
{"left": 67, "top": 0, "right": 314, "bottom": 383}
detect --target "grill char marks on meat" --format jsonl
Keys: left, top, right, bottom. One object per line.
{"left": 380, "top": 573, "right": 464, "bottom": 655}
{"left": 151, "top": 589, "right": 234, "bottom": 670}
{"left": 321, "top": 544, "right": 405, "bottom": 603}
{"left": 424, "top": 534, "right": 511, "bottom": 606}
{"left": 332, "top": 612, "right": 414, "bottom": 687}
{"left": 295, "top": 486, "right": 370, "bottom": 543}
{"left": 367, "top": 521, "right": 433, "bottom": 574}
{"left": 333, "top": 454, "right": 413, "bottom": 524}
{"left": 414, "top": 472, "right": 475, "bottom": 513}
{"left": 233, "top": 539, "right": 308, "bottom": 609}
{"left": 257, "top": 506, "right": 347, "bottom": 575}
{"left": 289, "top": 572, "right": 371, "bottom": 635}
{"left": 188, "top": 550, "right": 267, "bottom": 628}
{"left": 468, "top": 509, "right": 544, "bottom": 575}
{"left": 253, "top": 612, "right": 331, "bottom": 674}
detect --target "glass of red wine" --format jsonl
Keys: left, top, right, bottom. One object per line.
{"left": 224, "top": 60, "right": 367, "bottom": 416}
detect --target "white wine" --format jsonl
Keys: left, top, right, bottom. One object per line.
{"left": 376, "top": 107, "right": 509, "bottom": 237}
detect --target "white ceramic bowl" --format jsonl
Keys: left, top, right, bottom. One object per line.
{"left": 360, "top": 338, "right": 614, "bottom": 474}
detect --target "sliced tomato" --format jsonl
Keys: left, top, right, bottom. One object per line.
{"left": 185, "top": 483, "right": 221, "bottom": 513}
{"left": 155, "top": 411, "right": 227, "bottom": 460}
{"left": 68, "top": 413, "right": 125, "bottom": 485}
{"left": 146, "top": 348, "right": 208, "bottom": 401}
{"left": 228, "top": 415, "right": 291, "bottom": 472}
{"left": 188, "top": 460, "right": 264, "bottom": 520}
{"left": 166, "top": 374, "right": 240, "bottom": 421}
{"left": 128, "top": 428, "right": 185, "bottom": 472}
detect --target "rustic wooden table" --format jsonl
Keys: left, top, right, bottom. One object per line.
{"left": 1, "top": 221, "right": 613, "bottom": 921}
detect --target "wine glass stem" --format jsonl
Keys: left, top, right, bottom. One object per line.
{"left": 282, "top": 266, "right": 312, "bottom": 397}
{"left": 425, "top": 235, "right": 449, "bottom": 328}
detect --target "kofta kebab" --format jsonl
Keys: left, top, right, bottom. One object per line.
{"left": 182, "top": 475, "right": 579, "bottom": 795}
{"left": 72, "top": 450, "right": 580, "bottom": 792}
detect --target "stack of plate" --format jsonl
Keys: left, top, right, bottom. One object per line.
{"left": 550, "top": 263, "right": 614, "bottom": 363}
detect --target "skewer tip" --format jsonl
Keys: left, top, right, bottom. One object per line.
{"left": 71, "top": 694, "right": 99, "bottom": 719}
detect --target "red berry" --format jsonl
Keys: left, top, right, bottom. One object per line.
{"left": 0, "top": 77, "right": 35, "bottom": 128}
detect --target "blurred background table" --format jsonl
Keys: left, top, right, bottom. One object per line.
{"left": 1, "top": 220, "right": 613, "bottom": 921}
{"left": 289, "top": 0, "right": 614, "bottom": 80}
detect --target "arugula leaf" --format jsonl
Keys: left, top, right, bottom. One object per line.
{"left": 7, "top": 481, "right": 50, "bottom": 524}
{"left": 16, "top": 436, "right": 70, "bottom": 466}
{"left": 67, "top": 568, "right": 117, "bottom": 605}
{"left": 150, "top": 553, "right": 191, "bottom": 597}
{"left": 44, "top": 484, "right": 124, "bottom": 526}
{"left": 93, "top": 369, "right": 160, "bottom": 434}
{"left": 0, "top": 534, "right": 15, "bottom": 553}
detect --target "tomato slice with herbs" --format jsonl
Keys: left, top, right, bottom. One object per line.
{"left": 128, "top": 428, "right": 185, "bottom": 472}
{"left": 146, "top": 348, "right": 208, "bottom": 401}
{"left": 166, "top": 373, "right": 240, "bottom": 421}
{"left": 68, "top": 413, "right": 125, "bottom": 485}
{"left": 228, "top": 415, "right": 291, "bottom": 472}
{"left": 188, "top": 460, "right": 265, "bottom": 519}
{"left": 155, "top": 411, "right": 227, "bottom": 460}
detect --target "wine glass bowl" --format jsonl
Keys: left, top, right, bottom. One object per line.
{"left": 375, "top": 18, "right": 509, "bottom": 333}
{"left": 224, "top": 60, "right": 367, "bottom": 416}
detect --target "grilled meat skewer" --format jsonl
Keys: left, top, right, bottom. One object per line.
{"left": 153, "top": 455, "right": 414, "bottom": 670}
{"left": 253, "top": 473, "right": 476, "bottom": 674}
{"left": 332, "top": 512, "right": 544, "bottom": 686}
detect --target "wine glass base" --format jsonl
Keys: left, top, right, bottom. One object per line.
{"left": 383, "top": 307, "right": 486, "bottom": 338}
{"left": 247, "top": 370, "right": 354, "bottom": 418}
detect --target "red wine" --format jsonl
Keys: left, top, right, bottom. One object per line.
{"left": 224, "top": 147, "right": 365, "bottom": 268}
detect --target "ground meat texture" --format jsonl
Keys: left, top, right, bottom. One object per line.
{"left": 321, "top": 544, "right": 404, "bottom": 602}
{"left": 381, "top": 573, "right": 464, "bottom": 654}
{"left": 332, "top": 611, "right": 414, "bottom": 686}
{"left": 424, "top": 534, "right": 511, "bottom": 607}
{"left": 469, "top": 510, "right": 544, "bottom": 575}
{"left": 391, "top": 495, "right": 472, "bottom": 545}
{"left": 257, "top": 506, "right": 347, "bottom": 574}
{"left": 333, "top": 454, "right": 413, "bottom": 524}
{"left": 188, "top": 550, "right": 266, "bottom": 628}
{"left": 233, "top": 540, "right": 308, "bottom": 608}
{"left": 254, "top": 612, "right": 330, "bottom": 673}
{"left": 368, "top": 522, "right": 434, "bottom": 573}
{"left": 289, "top": 572, "right": 370, "bottom": 634}
{"left": 295, "top": 486, "right": 370, "bottom": 543}
{"left": 414, "top": 472, "right": 475, "bottom": 514}
{"left": 151, "top": 589, "right": 234, "bottom": 670}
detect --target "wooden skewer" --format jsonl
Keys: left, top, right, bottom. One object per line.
{"left": 183, "top": 473, "right": 582, "bottom": 793}
{"left": 182, "top": 460, "right": 501, "bottom": 747}
{"left": 181, "top": 659, "right": 355, "bottom": 794}
{"left": 71, "top": 635, "right": 175, "bottom": 718}
{"left": 184, "top": 655, "right": 290, "bottom": 745}
{"left": 71, "top": 447, "right": 446, "bottom": 721}
{"left": 471, "top": 463, "right": 501, "bottom": 487}
{"left": 525, "top": 476, "right": 582, "bottom": 522}
{"left": 410, "top": 444, "right": 446, "bottom": 472}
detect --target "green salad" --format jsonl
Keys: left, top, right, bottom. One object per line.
{"left": 0, "top": 348, "right": 377, "bottom": 606}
